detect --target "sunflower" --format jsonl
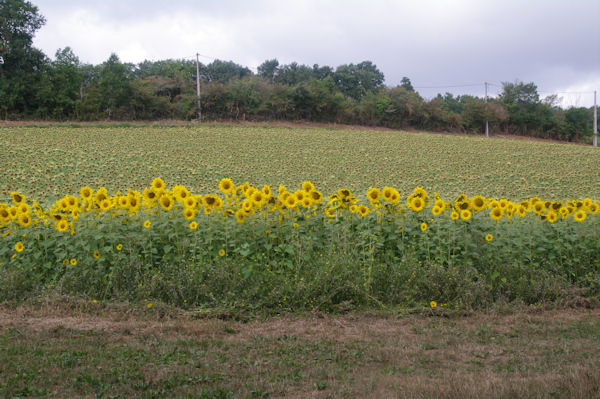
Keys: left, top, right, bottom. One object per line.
{"left": 310, "top": 190, "right": 323, "bottom": 203}
{"left": 450, "top": 210, "right": 459, "bottom": 220}
{"left": 143, "top": 220, "right": 151, "bottom": 228}
{"left": 430, "top": 301, "right": 437, "bottom": 308}
{"left": 70, "top": 258, "right": 77, "bottom": 266}
{"left": 358, "top": 205, "right": 370, "bottom": 217}
{"left": 573, "top": 210, "right": 587, "bottom": 222}
{"left": 56, "top": 220, "right": 69, "bottom": 232}
{"left": 410, "top": 197, "right": 425, "bottom": 212}
{"left": 173, "top": 185, "right": 190, "bottom": 202}
{"left": 432, "top": 205, "right": 443, "bottom": 216}
{"left": 115, "top": 196, "right": 127, "bottom": 208}
{"left": 302, "top": 181, "right": 315, "bottom": 193}
{"left": 262, "top": 185, "right": 272, "bottom": 197}
{"left": 183, "top": 196, "right": 197, "bottom": 209}
{"left": 471, "top": 195, "right": 486, "bottom": 212}
{"left": 100, "top": 199, "right": 112, "bottom": 211}
{"left": 338, "top": 188, "right": 352, "bottom": 199}
{"left": 285, "top": 196, "right": 297, "bottom": 208}
{"left": 235, "top": 209, "right": 246, "bottom": 224}
{"left": 242, "top": 199, "right": 253, "bottom": 213}
{"left": 294, "top": 190, "right": 306, "bottom": 203}
{"left": 183, "top": 208, "right": 196, "bottom": 220}
{"left": 460, "top": 209, "right": 472, "bottom": 220}
{"left": 14, "top": 241, "right": 24, "bottom": 253}
{"left": 116, "top": 244, "right": 123, "bottom": 251}
{"left": 159, "top": 194, "right": 174, "bottom": 211}
{"left": 420, "top": 222, "right": 427, "bottom": 232}
{"left": 128, "top": 196, "right": 140, "bottom": 211}
{"left": 94, "top": 187, "right": 108, "bottom": 205}
{"left": 485, "top": 234, "right": 493, "bottom": 242}
{"left": 218, "top": 249, "right": 226, "bottom": 257}
{"left": 143, "top": 188, "right": 159, "bottom": 203}
{"left": 93, "top": 250, "right": 100, "bottom": 259}
{"left": 80, "top": 186, "right": 93, "bottom": 201}
{"left": 366, "top": 187, "right": 381, "bottom": 203}
{"left": 189, "top": 221, "right": 198, "bottom": 230}
{"left": 382, "top": 187, "right": 394, "bottom": 202}
{"left": 151, "top": 177, "right": 166, "bottom": 193}
{"left": 11, "top": 192, "right": 25, "bottom": 205}
{"left": 301, "top": 197, "right": 313, "bottom": 208}
{"left": 532, "top": 201, "right": 545, "bottom": 214}
{"left": 547, "top": 212, "right": 558, "bottom": 223}
{"left": 252, "top": 191, "right": 265, "bottom": 207}
{"left": 456, "top": 201, "right": 470, "bottom": 211}
{"left": 490, "top": 207, "right": 503, "bottom": 221}
{"left": 17, "top": 213, "right": 31, "bottom": 227}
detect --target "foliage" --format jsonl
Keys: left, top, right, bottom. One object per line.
{"left": 1, "top": 177, "right": 598, "bottom": 311}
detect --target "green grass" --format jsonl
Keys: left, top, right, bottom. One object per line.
{"left": 1, "top": 124, "right": 599, "bottom": 204}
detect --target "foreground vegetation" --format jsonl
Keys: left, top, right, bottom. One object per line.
{"left": 2, "top": 171, "right": 598, "bottom": 311}
{"left": 1, "top": 300, "right": 599, "bottom": 398}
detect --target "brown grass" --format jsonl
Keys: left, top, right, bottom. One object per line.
{"left": 1, "top": 300, "right": 599, "bottom": 398}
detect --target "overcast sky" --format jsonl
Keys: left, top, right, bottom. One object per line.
{"left": 31, "top": 0, "right": 600, "bottom": 106}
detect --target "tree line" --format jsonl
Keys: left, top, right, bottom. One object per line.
{"left": 0, "top": 0, "right": 596, "bottom": 143}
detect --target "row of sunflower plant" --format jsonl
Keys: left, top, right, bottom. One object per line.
{"left": 1, "top": 178, "right": 599, "bottom": 311}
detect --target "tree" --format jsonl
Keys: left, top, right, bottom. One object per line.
{"left": 204, "top": 59, "right": 252, "bottom": 83}
{"left": 0, "top": 0, "right": 47, "bottom": 117}
{"left": 257, "top": 59, "right": 279, "bottom": 81}
{"left": 47, "top": 47, "right": 82, "bottom": 118}
{"left": 400, "top": 77, "right": 414, "bottom": 92}
{"left": 499, "top": 80, "right": 542, "bottom": 135}
{"left": 332, "top": 61, "right": 385, "bottom": 100}
{"left": 274, "top": 62, "right": 314, "bottom": 85}
{"left": 98, "top": 53, "right": 133, "bottom": 119}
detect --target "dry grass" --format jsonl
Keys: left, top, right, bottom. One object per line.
{"left": 1, "top": 299, "right": 599, "bottom": 398}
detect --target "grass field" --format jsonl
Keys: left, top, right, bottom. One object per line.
{"left": 1, "top": 124, "right": 599, "bottom": 204}
{"left": 1, "top": 299, "right": 599, "bottom": 398}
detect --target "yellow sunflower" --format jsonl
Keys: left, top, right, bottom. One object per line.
{"left": 151, "top": 177, "right": 166, "bottom": 193}
{"left": 573, "top": 210, "right": 587, "bottom": 222}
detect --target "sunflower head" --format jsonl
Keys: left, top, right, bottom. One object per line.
{"left": 151, "top": 177, "right": 166, "bottom": 192}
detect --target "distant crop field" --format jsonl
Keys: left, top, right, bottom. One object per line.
{"left": 1, "top": 125, "right": 599, "bottom": 204}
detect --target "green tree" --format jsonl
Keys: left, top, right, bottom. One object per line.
{"left": 257, "top": 58, "right": 279, "bottom": 82}
{"left": 46, "top": 47, "right": 82, "bottom": 118}
{"left": 204, "top": 59, "right": 252, "bottom": 83}
{"left": 499, "top": 81, "right": 543, "bottom": 135}
{"left": 332, "top": 61, "right": 384, "bottom": 100}
{"left": 97, "top": 53, "right": 133, "bottom": 119}
{"left": 400, "top": 77, "right": 414, "bottom": 92}
{"left": 0, "top": 0, "right": 47, "bottom": 118}
{"left": 274, "top": 62, "right": 314, "bottom": 85}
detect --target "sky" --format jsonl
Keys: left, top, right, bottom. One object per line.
{"left": 31, "top": 0, "right": 600, "bottom": 107}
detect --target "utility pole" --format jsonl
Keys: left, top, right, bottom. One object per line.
{"left": 196, "top": 53, "right": 202, "bottom": 122}
{"left": 594, "top": 90, "right": 597, "bottom": 147}
{"left": 484, "top": 82, "right": 489, "bottom": 138}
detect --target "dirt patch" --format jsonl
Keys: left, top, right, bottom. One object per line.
{"left": 1, "top": 305, "right": 598, "bottom": 343}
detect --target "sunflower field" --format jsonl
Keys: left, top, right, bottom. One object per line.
{"left": 1, "top": 175, "right": 599, "bottom": 311}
